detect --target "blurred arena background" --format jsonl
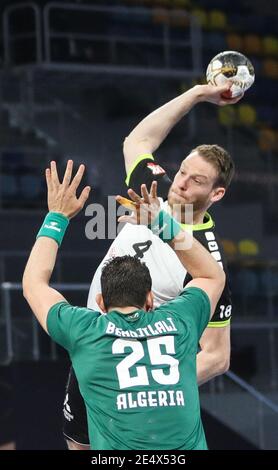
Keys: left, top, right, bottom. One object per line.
{"left": 0, "top": 0, "right": 278, "bottom": 450}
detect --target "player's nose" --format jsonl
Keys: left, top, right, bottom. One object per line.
{"left": 178, "top": 176, "right": 190, "bottom": 191}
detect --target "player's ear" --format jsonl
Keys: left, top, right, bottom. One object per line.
{"left": 96, "top": 293, "right": 107, "bottom": 313}
{"left": 211, "top": 186, "right": 225, "bottom": 203}
{"left": 145, "top": 291, "right": 154, "bottom": 311}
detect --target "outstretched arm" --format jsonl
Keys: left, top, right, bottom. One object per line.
{"left": 22, "top": 160, "right": 91, "bottom": 332}
{"left": 123, "top": 82, "right": 243, "bottom": 173}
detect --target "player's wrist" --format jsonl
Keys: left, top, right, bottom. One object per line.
{"left": 148, "top": 210, "right": 181, "bottom": 242}
{"left": 192, "top": 84, "right": 209, "bottom": 103}
{"left": 191, "top": 85, "right": 206, "bottom": 104}
{"left": 36, "top": 211, "right": 69, "bottom": 247}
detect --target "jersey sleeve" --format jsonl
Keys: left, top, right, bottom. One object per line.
{"left": 183, "top": 275, "right": 232, "bottom": 328}
{"left": 47, "top": 301, "right": 100, "bottom": 353}
{"left": 125, "top": 154, "right": 172, "bottom": 200}
{"left": 207, "top": 235, "right": 232, "bottom": 327}
{"left": 159, "top": 287, "right": 210, "bottom": 342}
{"left": 207, "top": 278, "right": 232, "bottom": 328}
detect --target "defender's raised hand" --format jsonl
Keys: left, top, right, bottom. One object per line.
{"left": 116, "top": 181, "right": 160, "bottom": 226}
{"left": 46, "top": 160, "right": 91, "bottom": 219}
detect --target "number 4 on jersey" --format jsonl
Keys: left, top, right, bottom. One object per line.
{"left": 132, "top": 241, "right": 152, "bottom": 259}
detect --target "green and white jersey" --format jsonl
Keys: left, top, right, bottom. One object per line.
{"left": 47, "top": 287, "right": 210, "bottom": 450}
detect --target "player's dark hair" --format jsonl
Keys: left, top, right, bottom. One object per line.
{"left": 100, "top": 255, "right": 152, "bottom": 310}
{"left": 192, "top": 144, "right": 235, "bottom": 189}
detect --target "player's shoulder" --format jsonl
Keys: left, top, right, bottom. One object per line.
{"left": 192, "top": 212, "right": 215, "bottom": 234}
{"left": 126, "top": 153, "right": 172, "bottom": 200}
{"left": 192, "top": 213, "right": 221, "bottom": 247}
{"left": 192, "top": 214, "right": 228, "bottom": 272}
{"left": 156, "top": 286, "right": 210, "bottom": 314}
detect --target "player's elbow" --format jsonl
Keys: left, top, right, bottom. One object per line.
{"left": 22, "top": 272, "right": 29, "bottom": 299}
{"left": 123, "top": 135, "right": 129, "bottom": 150}
{"left": 22, "top": 272, "right": 35, "bottom": 305}
{"left": 218, "top": 356, "right": 230, "bottom": 375}
{"left": 214, "top": 349, "right": 230, "bottom": 376}
{"left": 123, "top": 135, "right": 134, "bottom": 155}
{"left": 220, "top": 270, "right": 226, "bottom": 290}
{"left": 123, "top": 135, "right": 153, "bottom": 157}
{"left": 22, "top": 276, "right": 31, "bottom": 303}
{"left": 216, "top": 270, "right": 226, "bottom": 299}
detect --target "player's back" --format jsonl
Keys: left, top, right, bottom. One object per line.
{"left": 72, "top": 289, "right": 209, "bottom": 450}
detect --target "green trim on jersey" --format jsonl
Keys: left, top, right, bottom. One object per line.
{"left": 207, "top": 318, "right": 231, "bottom": 328}
{"left": 125, "top": 154, "right": 154, "bottom": 186}
{"left": 180, "top": 212, "right": 214, "bottom": 232}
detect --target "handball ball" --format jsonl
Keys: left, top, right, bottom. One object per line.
{"left": 206, "top": 51, "right": 255, "bottom": 98}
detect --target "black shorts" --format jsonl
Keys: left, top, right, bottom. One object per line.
{"left": 0, "top": 366, "right": 15, "bottom": 445}
{"left": 62, "top": 366, "right": 90, "bottom": 446}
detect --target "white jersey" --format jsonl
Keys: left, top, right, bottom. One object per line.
{"left": 87, "top": 203, "right": 186, "bottom": 310}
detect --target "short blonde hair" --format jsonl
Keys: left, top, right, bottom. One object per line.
{"left": 192, "top": 144, "right": 235, "bottom": 188}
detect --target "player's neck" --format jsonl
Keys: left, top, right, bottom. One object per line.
{"left": 193, "top": 209, "right": 207, "bottom": 225}
{"left": 108, "top": 306, "right": 144, "bottom": 314}
{"left": 170, "top": 207, "right": 207, "bottom": 225}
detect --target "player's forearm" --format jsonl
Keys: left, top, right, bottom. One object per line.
{"left": 169, "top": 231, "right": 225, "bottom": 286}
{"left": 169, "top": 231, "right": 225, "bottom": 316}
{"left": 123, "top": 85, "right": 204, "bottom": 166}
{"left": 197, "top": 348, "right": 230, "bottom": 385}
{"left": 23, "top": 237, "right": 58, "bottom": 301}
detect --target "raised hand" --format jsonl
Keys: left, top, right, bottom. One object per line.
{"left": 198, "top": 82, "right": 244, "bottom": 106}
{"left": 45, "top": 160, "right": 91, "bottom": 219}
{"left": 116, "top": 181, "right": 160, "bottom": 226}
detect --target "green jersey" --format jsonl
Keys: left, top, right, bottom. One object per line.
{"left": 47, "top": 286, "right": 210, "bottom": 450}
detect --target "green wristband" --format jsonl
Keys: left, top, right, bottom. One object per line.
{"left": 148, "top": 210, "right": 181, "bottom": 242}
{"left": 36, "top": 212, "right": 69, "bottom": 246}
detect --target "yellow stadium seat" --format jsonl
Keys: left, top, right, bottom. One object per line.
{"left": 191, "top": 8, "right": 208, "bottom": 29}
{"left": 262, "top": 59, "right": 278, "bottom": 79}
{"left": 258, "top": 128, "right": 276, "bottom": 152}
{"left": 238, "top": 104, "right": 257, "bottom": 127}
{"left": 221, "top": 239, "right": 238, "bottom": 257}
{"left": 208, "top": 10, "right": 227, "bottom": 30}
{"left": 243, "top": 34, "right": 263, "bottom": 56}
{"left": 238, "top": 239, "right": 259, "bottom": 256}
{"left": 263, "top": 36, "right": 278, "bottom": 57}
{"left": 218, "top": 106, "right": 237, "bottom": 127}
{"left": 226, "top": 33, "right": 243, "bottom": 51}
